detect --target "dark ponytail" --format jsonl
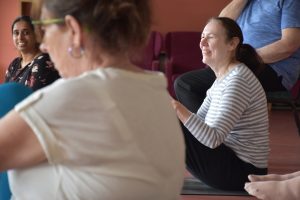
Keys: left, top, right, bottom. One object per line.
{"left": 236, "top": 43, "right": 265, "bottom": 75}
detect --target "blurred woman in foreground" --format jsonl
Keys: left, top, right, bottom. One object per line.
{"left": 0, "top": 0, "right": 185, "bottom": 199}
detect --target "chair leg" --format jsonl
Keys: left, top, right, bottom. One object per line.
{"left": 293, "top": 110, "right": 300, "bottom": 136}
{"left": 290, "top": 103, "right": 300, "bottom": 136}
{"left": 267, "top": 103, "right": 272, "bottom": 112}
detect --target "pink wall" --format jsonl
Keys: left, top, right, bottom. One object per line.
{"left": 0, "top": 0, "right": 19, "bottom": 82}
{"left": 0, "top": 0, "right": 230, "bottom": 82}
{"left": 152, "top": 0, "right": 231, "bottom": 34}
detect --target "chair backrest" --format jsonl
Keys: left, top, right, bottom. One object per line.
{"left": 165, "top": 31, "right": 206, "bottom": 73}
{"left": 0, "top": 83, "right": 33, "bottom": 200}
{"left": 131, "top": 31, "right": 163, "bottom": 70}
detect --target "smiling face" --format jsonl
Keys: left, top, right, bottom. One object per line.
{"left": 199, "top": 19, "right": 235, "bottom": 67}
{"left": 12, "top": 20, "right": 37, "bottom": 53}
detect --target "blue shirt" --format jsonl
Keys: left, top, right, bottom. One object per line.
{"left": 237, "top": 0, "right": 300, "bottom": 90}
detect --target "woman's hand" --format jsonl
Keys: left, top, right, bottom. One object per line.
{"left": 171, "top": 99, "right": 192, "bottom": 124}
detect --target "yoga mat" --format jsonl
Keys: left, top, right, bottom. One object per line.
{"left": 0, "top": 83, "right": 32, "bottom": 200}
{"left": 181, "top": 177, "right": 250, "bottom": 196}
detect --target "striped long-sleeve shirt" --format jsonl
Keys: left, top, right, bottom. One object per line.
{"left": 184, "top": 63, "right": 269, "bottom": 168}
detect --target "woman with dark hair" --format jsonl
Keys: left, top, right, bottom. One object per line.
{"left": 0, "top": 15, "right": 60, "bottom": 200}
{"left": 5, "top": 15, "right": 60, "bottom": 91}
{"left": 172, "top": 17, "right": 269, "bottom": 191}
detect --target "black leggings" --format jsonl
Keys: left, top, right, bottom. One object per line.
{"left": 174, "top": 65, "right": 286, "bottom": 113}
{"left": 182, "top": 124, "right": 268, "bottom": 191}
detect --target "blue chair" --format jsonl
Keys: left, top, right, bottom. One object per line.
{"left": 0, "top": 83, "right": 32, "bottom": 200}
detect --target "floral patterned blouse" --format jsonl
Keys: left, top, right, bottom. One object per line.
{"left": 5, "top": 53, "right": 60, "bottom": 91}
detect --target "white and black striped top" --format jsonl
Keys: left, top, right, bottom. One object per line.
{"left": 184, "top": 63, "right": 270, "bottom": 168}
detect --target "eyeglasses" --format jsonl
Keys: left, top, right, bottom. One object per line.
{"left": 32, "top": 18, "right": 64, "bottom": 26}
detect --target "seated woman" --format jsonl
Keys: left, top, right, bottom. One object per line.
{"left": 0, "top": 16, "right": 60, "bottom": 200}
{"left": 172, "top": 17, "right": 269, "bottom": 191}
{"left": 0, "top": 15, "right": 60, "bottom": 200}
{"left": 245, "top": 171, "right": 300, "bottom": 200}
{"left": 5, "top": 15, "right": 60, "bottom": 91}
{"left": 0, "top": 0, "right": 185, "bottom": 199}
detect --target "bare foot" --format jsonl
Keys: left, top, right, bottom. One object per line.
{"left": 248, "top": 174, "right": 285, "bottom": 182}
{"left": 245, "top": 177, "right": 300, "bottom": 200}
{"left": 244, "top": 180, "right": 283, "bottom": 200}
{"left": 248, "top": 171, "right": 300, "bottom": 182}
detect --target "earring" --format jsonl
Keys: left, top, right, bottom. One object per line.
{"left": 68, "top": 45, "right": 84, "bottom": 58}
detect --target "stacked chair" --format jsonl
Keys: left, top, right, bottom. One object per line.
{"left": 131, "top": 31, "right": 163, "bottom": 71}
{"left": 131, "top": 31, "right": 207, "bottom": 98}
{"left": 163, "top": 31, "right": 206, "bottom": 97}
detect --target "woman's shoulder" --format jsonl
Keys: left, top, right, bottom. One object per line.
{"left": 231, "top": 63, "right": 256, "bottom": 79}
{"left": 9, "top": 57, "right": 22, "bottom": 66}
{"left": 30, "top": 53, "right": 55, "bottom": 69}
{"left": 230, "top": 64, "right": 265, "bottom": 93}
{"left": 226, "top": 64, "right": 259, "bottom": 87}
{"left": 34, "top": 53, "right": 51, "bottom": 62}
{"left": 6, "top": 57, "right": 22, "bottom": 74}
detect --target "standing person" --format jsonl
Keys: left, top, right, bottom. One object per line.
{"left": 0, "top": 0, "right": 185, "bottom": 199}
{"left": 174, "top": 0, "right": 300, "bottom": 113}
{"left": 5, "top": 15, "right": 60, "bottom": 91}
{"left": 172, "top": 17, "right": 269, "bottom": 191}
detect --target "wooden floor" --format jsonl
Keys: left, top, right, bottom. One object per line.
{"left": 181, "top": 109, "right": 300, "bottom": 200}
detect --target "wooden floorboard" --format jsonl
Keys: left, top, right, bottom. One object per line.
{"left": 181, "top": 110, "right": 300, "bottom": 200}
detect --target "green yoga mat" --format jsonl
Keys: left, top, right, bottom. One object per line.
{"left": 181, "top": 177, "right": 250, "bottom": 196}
